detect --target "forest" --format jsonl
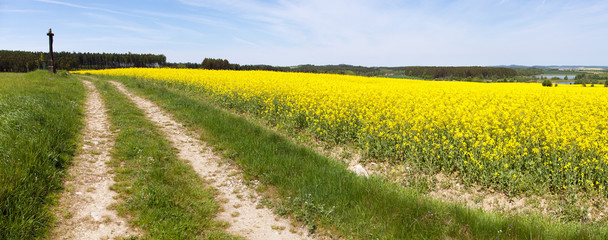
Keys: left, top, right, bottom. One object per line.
{"left": 392, "top": 66, "right": 518, "bottom": 79}
{"left": 0, "top": 50, "right": 166, "bottom": 72}
{"left": 0, "top": 50, "right": 523, "bottom": 81}
{"left": 187, "top": 59, "right": 519, "bottom": 79}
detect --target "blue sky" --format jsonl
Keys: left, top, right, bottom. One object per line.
{"left": 1, "top": 0, "right": 607, "bottom": 66}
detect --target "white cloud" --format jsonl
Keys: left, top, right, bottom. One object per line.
{"left": 233, "top": 37, "right": 260, "bottom": 47}
{"left": 35, "top": 0, "right": 124, "bottom": 15}
{"left": 0, "top": 9, "right": 43, "bottom": 13}
{"left": 133, "top": 10, "right": 232, "bottom": 29}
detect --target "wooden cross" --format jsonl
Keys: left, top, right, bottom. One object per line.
{"left": 47, "top": 28, "right": 55, "bottom": 73}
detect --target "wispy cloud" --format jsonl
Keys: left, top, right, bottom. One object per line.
{"left": 154, "top": 22, "right": 207, "bottom": 39}
{"left": 77, "top": 12, "right": 158, "bottom": 35}
{"left": 2, "top": 0, "right": 607, "bottom": 65}
{"left": 36, "top": 0, "right": 124, "bottom": 15}
{"left": 0, "top": 9, "right": 44, "bottom": 13}
{"left": 174, "top": 0, "right": 608, "bottom": 65}
{"left": 233, "top": 37, "right": 260, "bottom": 47}
{"left": 134, "top": 10, "right": 232, "bottom": 29}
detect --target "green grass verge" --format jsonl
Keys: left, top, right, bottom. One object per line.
{"left": 90, "top": 78, "right": 239, "bottom": 239}
{"left": 0, "top": 71, "right": 85, "bottom": 239}
{"left": 97, "top": 75, "right": 608, "bottom": 239}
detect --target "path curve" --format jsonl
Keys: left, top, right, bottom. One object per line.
{"left": 52, "top": 80, "right": 138, "bottom": 239}
{"left": 109, "top": 81, "right": 313, "bottom": 240}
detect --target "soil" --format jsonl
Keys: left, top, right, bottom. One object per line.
{"left": 323, "top": 145, "right": 608, "bottom": 222}
{"left": 109, "top": 81, "right": 313, "bottom": 240}
{"left": 51, "top": 80, "right": 138, "bottom": 239}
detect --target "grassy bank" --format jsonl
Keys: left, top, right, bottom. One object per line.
{"left": 0, "top": 71, "right": 85, "bottom": 239}
{"left": 90, "top": 78, "right": 238, "bottom": 239}
{"left": 100, "top": 75, "right": 608, "bottom": 239}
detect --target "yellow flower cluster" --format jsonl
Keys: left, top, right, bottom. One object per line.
{"left": 76, "top": 68, "right": 608, "bottom": 194}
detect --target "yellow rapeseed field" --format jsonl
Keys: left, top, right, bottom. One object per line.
{"left": 77, "top": 68, "right": 608, "bottom": 194}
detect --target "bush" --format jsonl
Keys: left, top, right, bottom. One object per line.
{"left": 542, "top": 79, "right": 552, "bottom": 87}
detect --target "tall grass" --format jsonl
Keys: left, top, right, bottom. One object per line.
{"left": 107, "top": 76, "right": 608, "bottom": 239}
{"left": 91, "top": 79, "right": 239, "bottom": 239}
{"left": 0, "top": 71, "right": 85, "bottom": 239}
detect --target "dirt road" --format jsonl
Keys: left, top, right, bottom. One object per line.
{"left": 51, "top": 80, "right": 138, "bottom": 239}
{"left": 109, "top": 81, "right": 313, "bottom": 240}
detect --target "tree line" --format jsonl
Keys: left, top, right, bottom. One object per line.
{"left": 166, "top": 58, "right": 287, "bottom": 71}
{"left": 188, "top": 61, "right": 518, "bottom": 80}
{"left": 1, "top": 50, "right": 519, "bottom": 81}
{"left": 392, "top": 66, "right": 518, "bottom": 79}
{"left": 574, "top": 73, "right": 608, "bottom": 82}
{"left": 0, "top": 50, "right": 166, "bottom": 72}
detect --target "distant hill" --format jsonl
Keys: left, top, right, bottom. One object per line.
{"left": 494, "top": 65, "right": 608, "bottom": 70}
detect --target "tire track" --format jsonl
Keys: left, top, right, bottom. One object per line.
{"left": 109, "top": 81, "right": 313, "bottom": 240}
{"left": 52, "top": 80, "right": 138, "bottom": 239}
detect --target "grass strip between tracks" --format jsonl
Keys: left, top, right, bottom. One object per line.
{"left": 0, "top": 71, "right": 85, "bottom": 239}
{"left": 100, "top": 75, "right": 608, "bottom": 239}
{"left": 92, "top": 78, "right": 239, "bottom": 239}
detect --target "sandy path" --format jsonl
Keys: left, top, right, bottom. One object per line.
{"left": 109, "top": 81, "right": 313, "bottom": 240}
{"left": 51, "top": 80, "right": 138, "bottom": 239}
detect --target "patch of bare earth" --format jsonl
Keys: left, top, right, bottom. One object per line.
{"left": 426, "top": 173, "right": 607, "bottom": 222}
{"left": 51, "top": 80, "right": 138, "bottom": 239}
{"left": 109, "top": 81, "right": 313, "bottom": 240}
{"left": 288, "top": 138, "right": 608, "bottom": 223}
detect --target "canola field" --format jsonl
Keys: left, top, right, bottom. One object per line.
{"left": 76, "top": 68, "right": 608, "bottom": 195}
